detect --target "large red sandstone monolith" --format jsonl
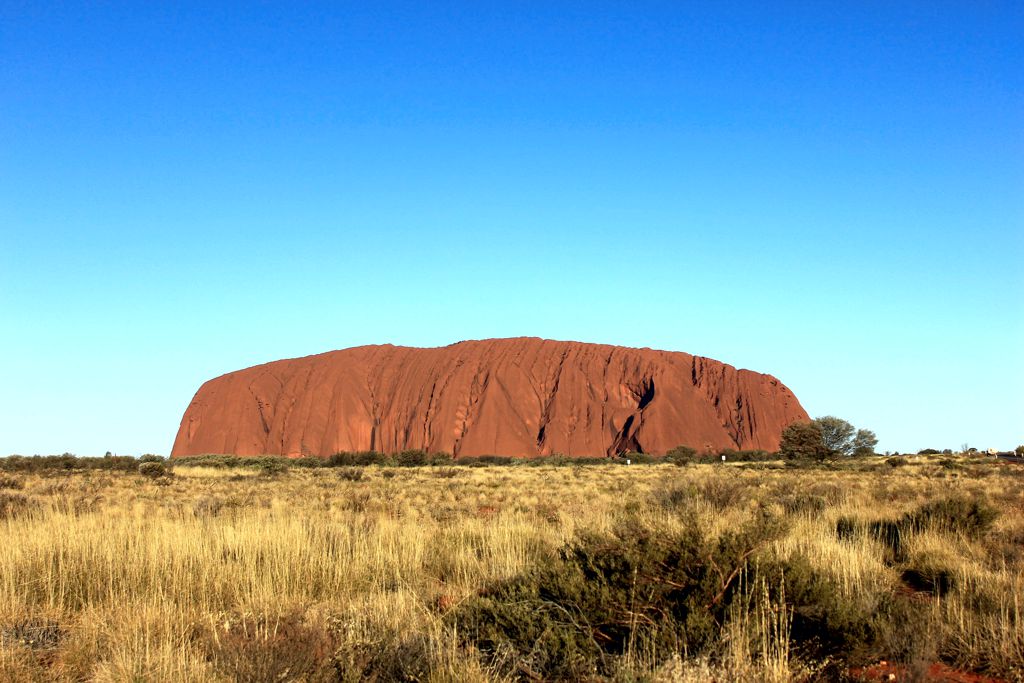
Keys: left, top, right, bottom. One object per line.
{"left": 171, "top": 338, "right": 808, "bottom": 458}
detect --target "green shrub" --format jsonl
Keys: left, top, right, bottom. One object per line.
{"left": 427, "top": 452, "right": 454, "bottom": 465}
{"left": 333, "top": 631, "right": 433, "bottom": 682}
{"left": 782, "top": 493, "right": 828, "bottom": 515}
{"left": 336, "top": 467, "right": 364, "bottom": 482}
{"left": 396, "top": 450, "right": 429, "bottom": 467}
{"left": 904, "top": 496, "right": 997, "bottom": 538}
{"left": 718, "top": 448, "right": 774, "bottom": 462}
{"left": 138, "top": 461, "right": 167, "bottom": 478}
{"left": 256, "top": 460, "right": 286, "bottom": 477}
{"left": 450, "top": 509, "right": 789, "bottom": 678}
{"left": 695, "top": 478, "right": 749, "bottom": 511}
{"left": 656, "top": 485, "right": 693, "bottom": 511}
{"left": 664, "top": 445, "right": 697, "bottom": 466}
{"left": 0, "top": 454, "right": 140, "bottom": 472}
{"left": 836, "top": 497, "right": 998, "bottom": 564}
{"left": 458, "top": 455, "right": 516, "bottom": 466}
{"left": 621, "top": 451, "right": 659, "bottom": 464}
{"left": 326, "top": 451, "right": 390, "bottom": 467}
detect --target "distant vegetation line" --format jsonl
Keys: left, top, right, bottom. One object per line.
{"left": 0, "top": 448, "right": 1006, "bottom": 476}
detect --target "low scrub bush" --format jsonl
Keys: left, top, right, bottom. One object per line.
{"left": 138, "top": 461, "right": 167, "bottom": 478}
{"left": 334, "top": 631, "right": 434, "bottom": 682}
{"left": 450, "top": 509, "right": 791, "bottom": 679}
{"left": 0, "top": 475, "right": 24, "bottom": 490}
{"left": 664, "top": 445, "right": 697, "bottom": 466}
{"left": 0, "top": 454, "right": 139, "bottom": 472}
{"left": 458, "top": 454, "right": 516, "bottom": 467}
{"left": 396, "top": 449, "right": 429, "bottom": 467}
{"left": 782, "top": 492, "right": 828, "bottom": 515}
{"left": 1, "top": 618, "right": 65, "bottom": 651}
{"left": 0, "top": 492, "right": 37, "bottom": 520}
{"left": 837, "top": 496, "right": 998, "bottom": 563}
{"left": 718, "top": 448, "right": 775, "bottom": 462}
{"left": 192, "top": 610, "right": 338, "bottom": 683}
{"left": 904, "top": 496, "right": 998, "bottom": 538}
{"left": 336, "top": 467, "right": 364, "bottom": 482}
{"left": 695, "top": 478, "right": 750, "bottom": 511}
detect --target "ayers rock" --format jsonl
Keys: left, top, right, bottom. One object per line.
{"left": 171, "top": 338, "right": 808, "bottom": 459}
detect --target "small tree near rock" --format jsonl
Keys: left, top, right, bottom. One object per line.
{"left": 851, "top": 429, "right": 878, "bottom": 456}
{"left": 811, "top": 416, "right": 878, "bottom": 457}
{"left": 779, "top": 422, "right": 829, "bottom": 461}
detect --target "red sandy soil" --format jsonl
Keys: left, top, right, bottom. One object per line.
{"left": 851, "top": 661, "right": 1009, "bottom": 682}
{"left": 172, "top": 337, "right": 808, "bottom": 459}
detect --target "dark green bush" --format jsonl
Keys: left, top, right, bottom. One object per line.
{"left": 718, "top": 449, "right": 774, "bottom": 462}
{"left": 138, "top": 461, "right": 167, "bottom": 478}
{"left": 336, "top": 467, "right": 364, "bottom": 482}
{"left": 621, "top": 451, "right": 659, "bottom": 464}
{"left": 0, "top": 454, "right": 140, "bottom": 472}
{"left": 656, "top": 485, "right": 693, "bottom": 511}
{"left": 665, "top": 445, "right": 697, "bottom": 466}
{"left": 782, "top": 493, "right": 828, "bottom": 515}
{"left": 450, "top": 509, "right": 789, "bottom": 679}
{"left": 334, "top": 631, "right": 433, "bottom": 682}
{"left": 459, "top": 454, "right": 516, "bottom": 466}
{"left": 427, "top": 452, "right": 454, "bottom": 465}
{"left": 836, "top": 497, "right": 998, "bottom": 564}
{"left": 904, "top": 496, "right": 997, "bottom": 538}
{"left": 396, "top": 450, "right": 429, "bottom": 467}
{"left": 326, "top": 451, "right": 390, "bottom": 467}
{"left": 695, "top": 478, "right": 749, "bottom": 511}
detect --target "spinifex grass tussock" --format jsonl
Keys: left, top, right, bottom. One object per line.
{"left": 0, "top": 455, "right": 1021, "bottom": 681}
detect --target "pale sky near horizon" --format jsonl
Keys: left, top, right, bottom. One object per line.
{"left": 2, "top": 2, "right": 1022, "bottom": 456}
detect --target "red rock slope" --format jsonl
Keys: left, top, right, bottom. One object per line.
{"left": 171, "top": 338, "right": 808, "bottom": 458}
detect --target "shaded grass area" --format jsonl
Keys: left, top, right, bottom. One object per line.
{"left": 0, "top": 458, "right": 1021, "bottom": 681}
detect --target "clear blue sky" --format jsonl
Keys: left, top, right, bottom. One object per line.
{"left": 2, "top": 2, "right": 1021, "bottom": 456}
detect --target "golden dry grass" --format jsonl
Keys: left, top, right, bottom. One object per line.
{"left": 0, "top": 457, "right": 1021, "bottom": 681}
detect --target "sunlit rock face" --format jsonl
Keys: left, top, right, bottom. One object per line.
{"left": 171, "top": 338, "right": 808, "bottom": 459}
